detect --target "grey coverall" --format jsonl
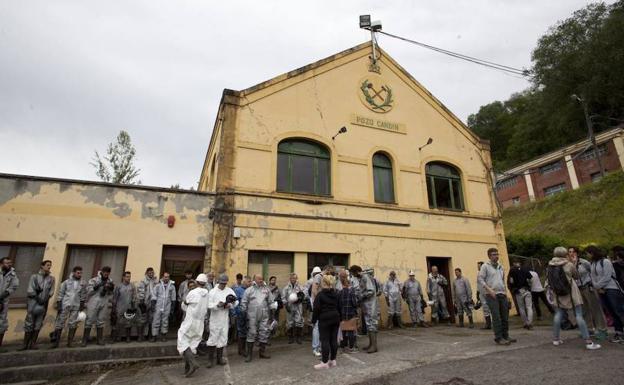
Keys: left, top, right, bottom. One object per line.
{"left": 151, "top": 280, "right": 176, "bottom": 336}
{"left": 136, "top": 275, "right": 158, "bottom": 336}
{"left": 240, "top": 283, "right": 274, "bottom": 344}
{"left": 427, "top": 273, "right": 449, "bottom": 320}
{"left": 383, "top": 278, "right": 403, "bottom": 315}
{"left": 113, "top": 282, "right": 137, "bottom": 329}
{"left": 85, "top": 273, "right": 113, "bottom": 328}
{"left": 0, "top": 268, "right": 19, "bottom": 334}
{"left": 282, "top": 282, "right": 305, "bottom": 328}
{"left": 24, "top": 271, "right": 55, "bottom": 332}
{"left": 403, "top": 278, "right": 425, "bottom": 323}
{"left": 476, "top": 273, "right": 491, "bottom": 317}
{"left": 359, "top": 273, "right": 379, "bottom": 332}
{"left": 453, "top": 277, "right": 473, "bottom": 316}
{"left": 55, "top": 276, "right": 87, "bottom": 329}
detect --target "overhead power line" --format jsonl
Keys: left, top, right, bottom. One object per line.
{"left": 377, "top": 30, "right": 531, "bottom": 78}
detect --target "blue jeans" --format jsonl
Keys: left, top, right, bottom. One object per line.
{"left": 312, "top": 321, "right": 320, "bottom": 351}
{"left": 553, "top": 305, "right": 589, "bottom": 340}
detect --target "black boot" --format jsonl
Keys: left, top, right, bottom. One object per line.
{"left": 245, "top": 342, "right": 254, "bottom": 362}
{"left": 183, "top": 348, "right": 199, "bottom": 378}
{"left": 387, "top": 315, "right": 393, "bottom": 329}
{"left": 367, "top": 332, "right": 378, "bottom": 354}
{"left": 216, "top": 347, "right": 226, "bottom": 365}
{"left": 29, "top": 329, "right": 40, "bottom": 350}
{"left": 468, "top": 315, "right": 474, "bottom": 329}
{"left": 18, "top": 332, "right": 31, "bottom": 351}
{"left": 287, "top": 328, "right": 294, "bottom": 344}
{"left": 458, "top": 315, "right": 465, "bottom": 327}
{"left": 0, "top": 332, "right": 5, "bottom": 353}
{"left": 206, "top": 345, "right": 215, "bottom": 368}
{"left": 112, "top": 328, "right": 119, "bottom": 343}
{"left": 96, "top": 327, "right": 104, "bottom": 346}
{"left": 160, "top": 333, "right": 167, "bottom": 342}
{"left": 51, "top": 329, "right": 62, "bottom": 349}
{"left": 396, "top": 315, "right": 404, "bottom": 328}
{"left": 137, "top": 326, "right": 144, "bottom": 342}
{"left": 126, "top": 328, "right": 132, "bottom": 343}
{"left": 67, "top": 328, "right": 77, "bottom": 347}
{"left": 81, "top": 327, "right": 91, "bottom": 347}
{"left": 362, "top": 332, "right": 371, "bottom": 351}
{"left": 238, "top": 337, "right": 246, "bottom": 356}
{"left": 481, "top": 315, "right": 492, "bottom": 330}
{"left": 259, "top": 343, "right": 270, "bottom": 359}
{"left": 295, "top": 327, "right": 303, "bottom": 344}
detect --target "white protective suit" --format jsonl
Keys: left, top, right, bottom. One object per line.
{"left": 177, "top": 287, "right": 209, "bottom": 355}
{"left": 207, "top": 286, "right": 238, "bottom": 348}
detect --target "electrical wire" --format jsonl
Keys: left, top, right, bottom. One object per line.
{"left": 376, "top": 30, "right": 531, "bottom": 78}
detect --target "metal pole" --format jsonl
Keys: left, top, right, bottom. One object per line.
{"left": 371, "top": 29, "right": 377, "bottom": 64}
{"left": 581, "top": 98, "right": 605, "bottom": 178}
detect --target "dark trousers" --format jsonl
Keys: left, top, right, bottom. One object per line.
{"left": 340, "top": 330, "right": 356, "bottom": 348}
{"left": 319, "top": 321, "right": 339, "bottom": 364}
{"left": 600, "top": 289, "right": 624, "bottom": 333}
{"left": 485, "top": 294, "right": 510, "bottom": 341}
{"left": 531, "top": 291, "right": 554, "bottom": 318}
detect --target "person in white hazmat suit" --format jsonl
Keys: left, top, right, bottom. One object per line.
{"left": 206, "top": 274, "right": 238, "bottom": 368}
{"left": 177, "top": 273, "right": 209, "bottom": 378}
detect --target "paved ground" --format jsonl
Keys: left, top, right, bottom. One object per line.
{"left": 46, "top": 322, "right": 624, "bottom": 385}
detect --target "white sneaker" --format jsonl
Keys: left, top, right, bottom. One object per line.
{"left": 313, "top": 350, "right": 321, "bottom": 357}
{"left": 586, "top": 342, "right": 601, "bottom": 350}
{"left": 553, "top": 340, "right": 564, "bottom": 346}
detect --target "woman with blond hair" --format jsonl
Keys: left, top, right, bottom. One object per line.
{"left": 312, "top": 274, "right": 341, "bottom": 369}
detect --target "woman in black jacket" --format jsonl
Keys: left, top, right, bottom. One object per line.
{"left": 312, "top": 274, "right": 341, "bottom": 369}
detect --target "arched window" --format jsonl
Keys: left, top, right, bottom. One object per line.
{"left": 426, "top": 162, "right": 464, "bottom": 211}
{"left": 277, "top": 139, "right": 330, "bottom": 195}
{"left": 372, "top": 152, "right": 395, "bottom": 203}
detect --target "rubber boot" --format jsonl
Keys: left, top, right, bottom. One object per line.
{"left": 29, "top": 329, "right": 40, "bottom": 350}
{"left": 67, "top": 328, "right": 77, "bottom": 347}
{"left": 259, "top": 343, "right": 270, "bottom": 359}
{"left": 112, "top": 328, "right": 119, "bottom": 343}
{"left": 396, "top": 315, "right": 404, "bottom": 328}
{"left": 362, "top": 333, "right": 371, "bottom": 352}
{"left": 367, "top": 332, "right": 378, "bottom": 354}
{"left": 245, "top": 342, "right": 254, "bottom": 363}
{"left": 468, "top": 315, "right": 474, "bottom": 329}
{"left": 295, "top": 327, "right": 303, "bottom": 344}
{"left": 161, "top": 333, "right": 167, "bottom": 342}
{"left": 216, "top": 347, "right": 226, "bottom": 365}
{"left": 183, "top": 348, "right": 199, "bottom": 378}
{"left": 206, "top": 345, "right": 215, "bottom": 368}
{"left": 418, "top": 321, "right": 429, "bottom": 328}
{"left": 238, "top": 337, "right": 246, "bottom": 356}
{"left": 458, "top": 315, "right": 465, "bottom": 328}
{"left": 481, "top": 315, "right": 492, "bottom": 330}
{"left": 81, "top": 327, "right": 91, "bottom": 347}
{"left": 126, "top": 328, "right": 132, "bottom": 343}
{"left": 51, "top": 329, "right": 62, "bottom": 349}
{"left": 137, "top": 326, "right": 144, "bottom": 342}
{"left": 288, "top": 328, "right": 294, "bottom": 344}
{"left": 387, "top": 315, "right": 393, "bottom": 329}
{"left": 0, "top": 332, "right": 5, "bottom": 353}
{"left": 18, "top": 332, "right": 31, "bottom": 351}
{"left": 96, "top": 327, "right": 104, "bottom": 346}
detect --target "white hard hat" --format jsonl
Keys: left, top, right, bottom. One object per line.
{"left": 312, "top": 266, "right": 322, "bottom": 275}
{"left": 288, "top": 292, "right": 298, "bottom": 304}
{"left": 408, "top": 270, "right": 415, "bottom": 276}
{"left": 196, "top": 273, "right": 208, "bottom": 283}
{"left": 77, "top": 311, "right": 87, "bottom": 323}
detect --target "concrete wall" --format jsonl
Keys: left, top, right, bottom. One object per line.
{"left": 0, "top": 175, "right": 214, "bottom": 342}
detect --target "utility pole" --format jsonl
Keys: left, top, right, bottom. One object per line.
{"left": 574, "top": 94, "right": 605, "bottom": 178}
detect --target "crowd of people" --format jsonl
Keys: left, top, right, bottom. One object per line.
{"left": 0, "top": 244, "right": 623, "bottom": 373}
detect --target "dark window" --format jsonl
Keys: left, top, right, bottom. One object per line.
{"left": 307, "top": 253, "right": 349, "bottom": 278}
{"left": 247, "top": 251, "right": 293, "bottom": 287}
{"left": 0, "top": 243, "right": 45, "bottom": 304}
{"left": 277, "top": 139, "right": 330, "bottom": 196}
{"left": 496, "top": 176, "right": 518, "bottom": 190}
{"left": 579, "top": 144, "right": 608, "bottom": 161}
{"left": 591, "top": 172, "right": 603, "bottom": 183}
{"left": 65, "top": 246, "right": 127, "bottom": 282}
{"left": 426, "top": 162, "right": 464, "bottom": 211}
{"left": 543, "top": 183, "right": 566, "bottom": 197}
{"left": 372, "top": 152, "right": 395, "bottom": 203}
{"left": 539, "top": 161, "right": 562, "bottom": 174}
{"left": 512, "top": 197, "right": 521, "bottom": 206}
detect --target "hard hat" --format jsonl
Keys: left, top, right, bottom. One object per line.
{"left": 288, "top": 292, "right": 298, "bottom": 304}
{"left": 124, "top": 308, "right": 137, "bottom": 320}
{"left": 312, "top": 266, "right": 322, "bottom": 275}
{"left": 225, "top": 294, "right": 237, "bottom": 304}
{"left": 408, "top": 270, "right": 415, "bottom": 276}
{"left": 297, "top": 291, "right": 305, "bottom": 302}
{"left": 196, "top": 273, "right": 208, "bottom": 283}
{"left": 218, "top": 274, "right": 229, "bottom": 284}
{"left": 77, "top": 311, "right": 87, "bottom": 323}
{"left": 269, "top": 319, "right": 278, "bottom": 331}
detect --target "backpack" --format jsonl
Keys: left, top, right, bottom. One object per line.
{"left": 547, "top": 265, "right": 571, "bottom": 296}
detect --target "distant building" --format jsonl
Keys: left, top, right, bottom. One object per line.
{"left": 495, "top": 127, "right": 624, "bottom": 208}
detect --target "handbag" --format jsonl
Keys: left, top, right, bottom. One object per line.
{"left": 340, "top": 317, "right": 357, "bottom": 331}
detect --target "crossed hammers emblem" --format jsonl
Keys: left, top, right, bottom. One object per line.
{"left": 367, "top": 83, "right": 388, "bottom": 102}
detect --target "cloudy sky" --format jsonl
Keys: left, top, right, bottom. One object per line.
{"left": 0, "top": 1, "right": 605, "bottom": 188}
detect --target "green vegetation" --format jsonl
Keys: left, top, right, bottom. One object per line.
{"left": 503, "top": 171, "right": 624, "bottom": 260}
{"left": 468, "top": 2, "right": 624, "bottom": 171}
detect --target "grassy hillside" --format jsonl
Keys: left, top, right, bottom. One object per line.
{"left": 503, "top": 170, "right": 624, "bottom": 252}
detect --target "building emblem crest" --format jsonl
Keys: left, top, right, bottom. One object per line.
{"left": 359, "top": 76, "right": 394, "bottom": 113}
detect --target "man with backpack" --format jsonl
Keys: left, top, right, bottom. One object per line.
{"left": 546, "top": 247, "right": 601, "bottom": 350}
{"left": 349, "top": 265, "right": 379, "bottom": 353}
{"left": 507, "top": 261, "right": 534, "bottom": 330}
{"left": 478, "top": 248, "right": 515, "bottom": 345}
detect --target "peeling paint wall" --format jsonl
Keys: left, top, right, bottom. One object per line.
{"left": 0, "top": 176, "right": 214, "bottom": 342}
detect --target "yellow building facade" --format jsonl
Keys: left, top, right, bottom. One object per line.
{"left": 200, "top": 42, "right": 509, "bottom": 323}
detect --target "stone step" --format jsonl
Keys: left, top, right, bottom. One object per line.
{"left": 0, "top": 357, "right": 179, "bottom": 384}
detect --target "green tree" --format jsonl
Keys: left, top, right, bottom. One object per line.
{"left": 91, "top": 130, "right": 141, "bottom": 184}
